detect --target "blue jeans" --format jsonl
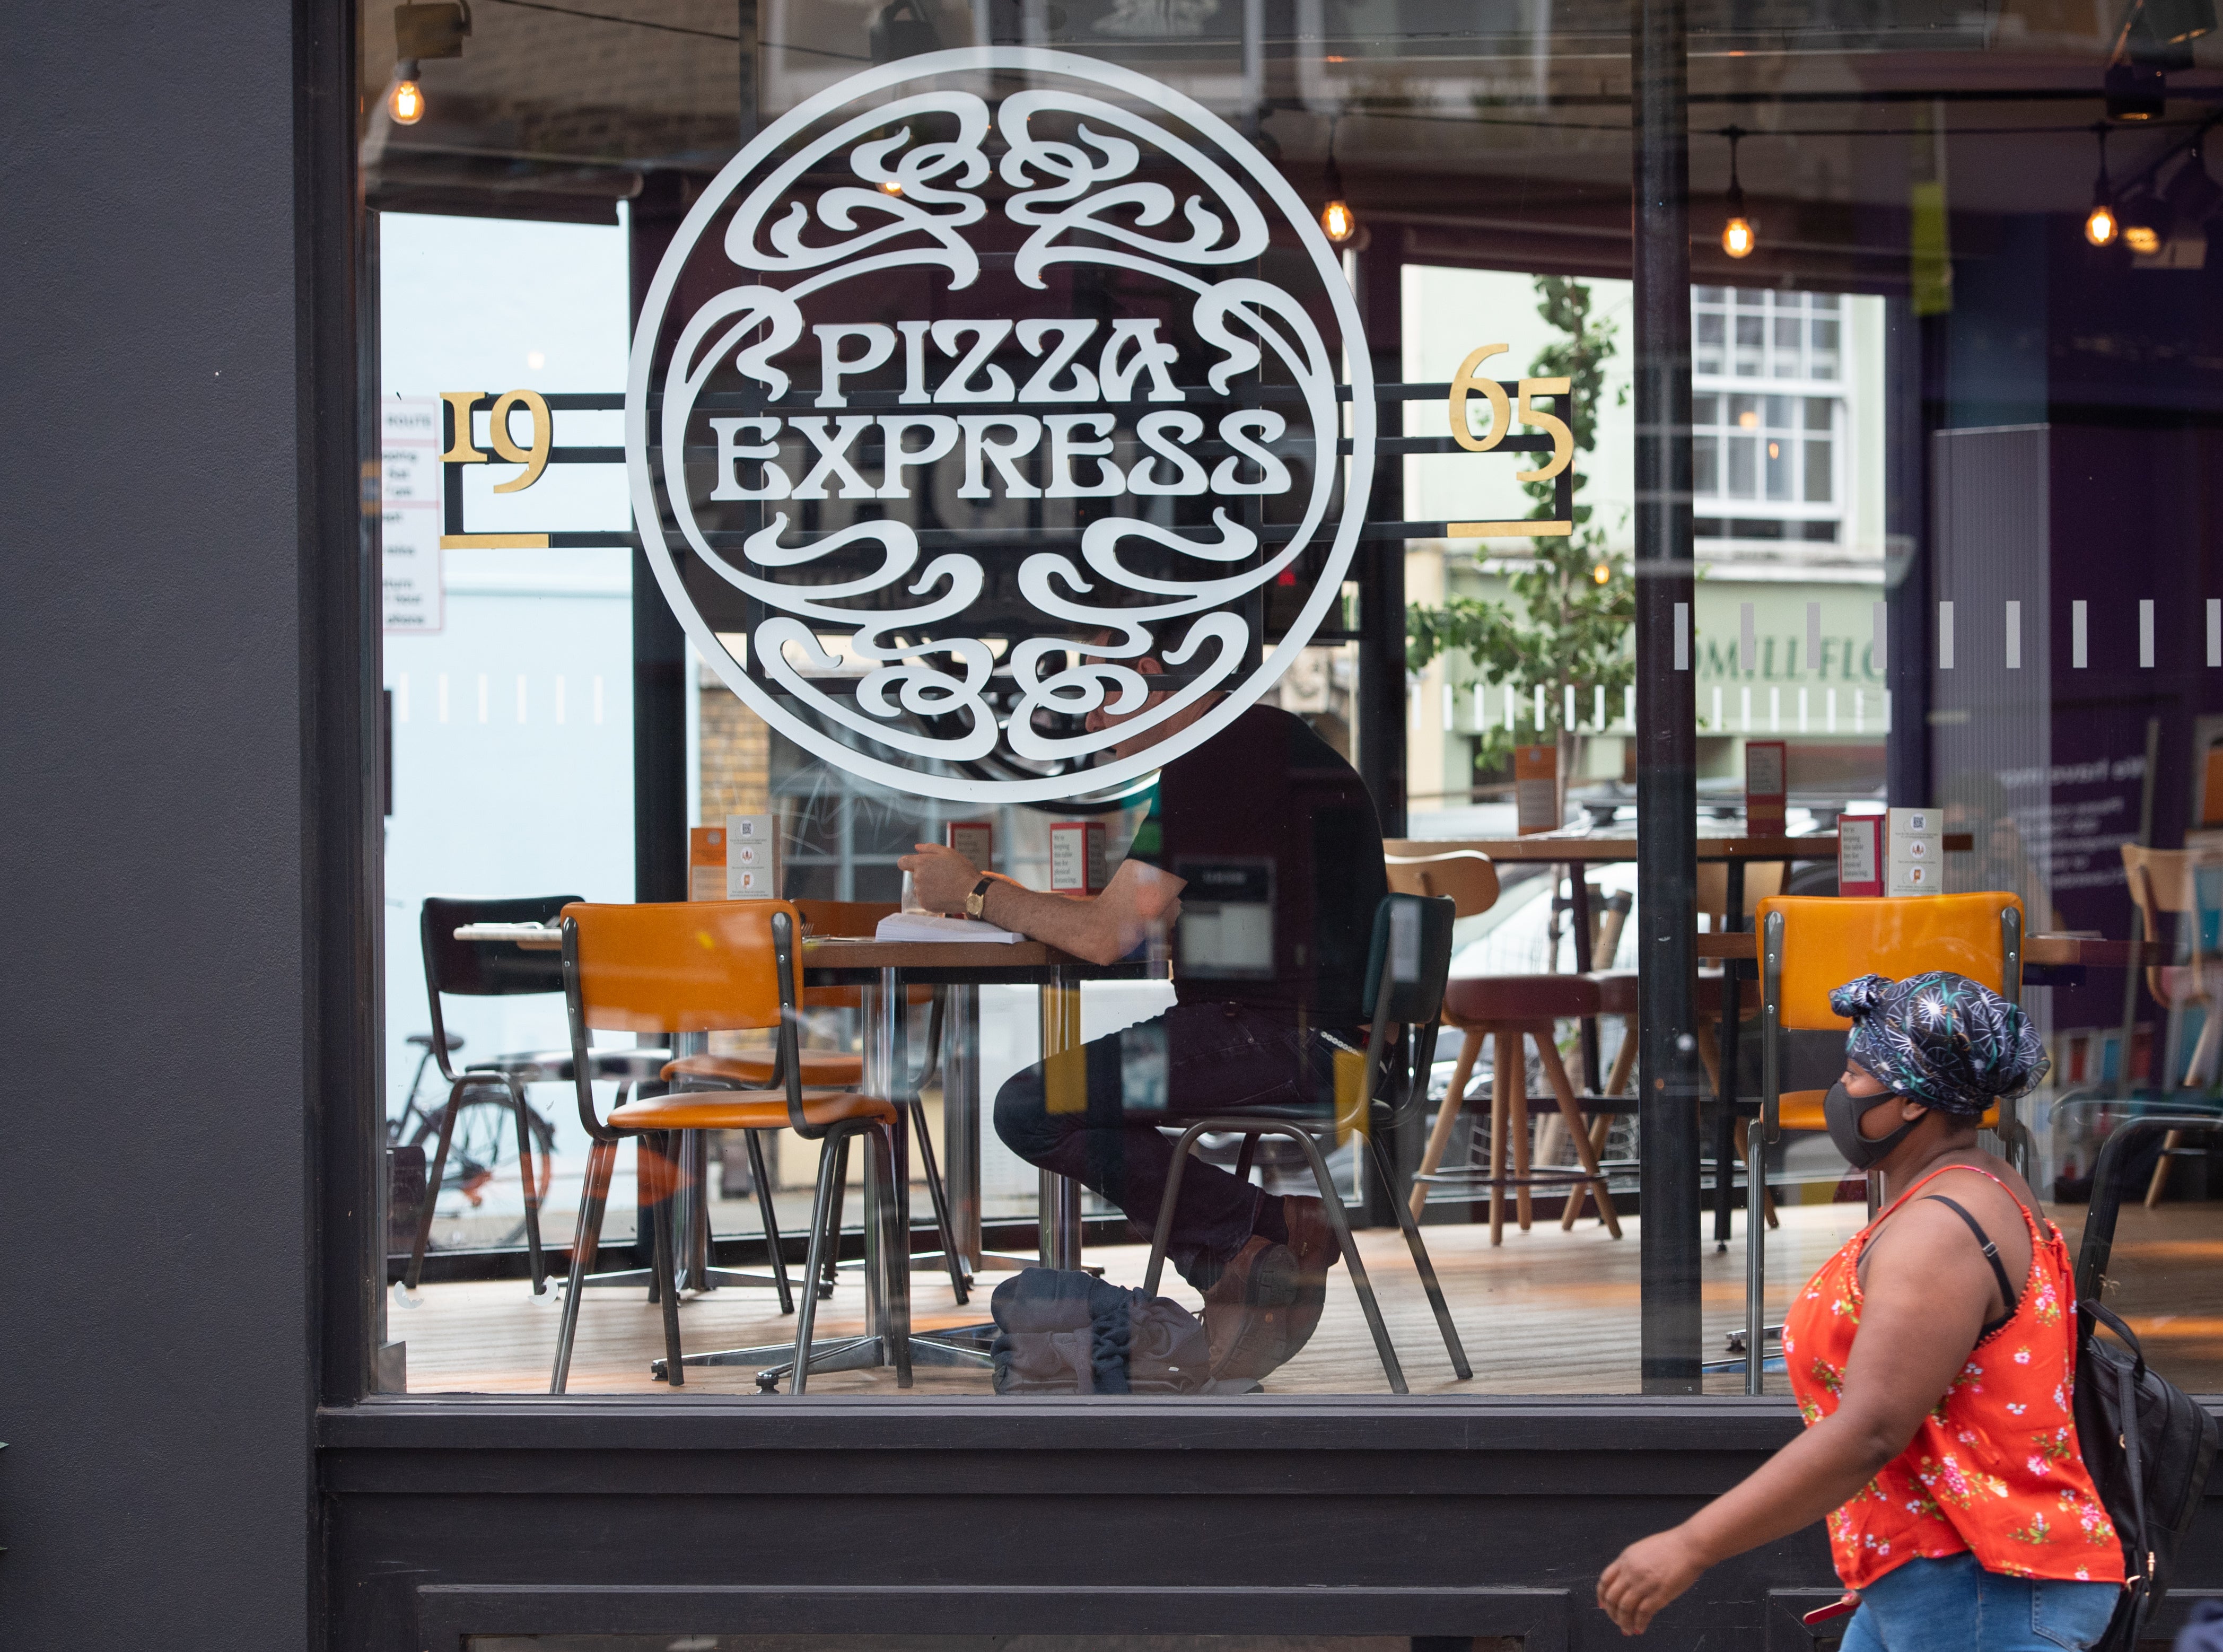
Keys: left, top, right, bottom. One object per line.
{"left": 1840, "top": 1554, "right": 2121, "bottom": 1652}
{"left": 994, "top": 1000, "right": 1349, "bottom": 1289}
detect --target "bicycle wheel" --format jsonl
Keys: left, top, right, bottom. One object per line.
{"left": 409, "top": 1094, "right": 556, "bottom": 1250}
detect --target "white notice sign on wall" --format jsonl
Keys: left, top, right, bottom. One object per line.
{"left": 382, "top": 397, "right": 443, "bottom": 633}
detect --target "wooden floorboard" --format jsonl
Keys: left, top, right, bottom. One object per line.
{"left": 388, "top": 1200, "right": 2223, "bottom": 1398}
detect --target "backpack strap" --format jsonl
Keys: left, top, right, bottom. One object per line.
{"left": 1923, "top": 1194, "right": 2020, "bottom": 1333}
{"left": 2082, "top": 1298, "right": 2155, "bottom": 1590}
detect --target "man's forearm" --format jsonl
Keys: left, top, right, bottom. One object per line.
{"left": 977, "top": 880, "right": 1124, "bottom": 964}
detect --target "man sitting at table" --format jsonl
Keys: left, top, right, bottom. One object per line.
{"left": 897, "top": 632, "right": 1388, "bottom": 1384}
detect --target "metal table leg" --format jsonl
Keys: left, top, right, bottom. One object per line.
{"left": 1038, "top": 967, "right": 1085, "bottom": 1270}
{"left": 654, "top": 967, "right": 993, "bottom": 1388}
{"left": 934, "top": 984, "right": 1033, "bottom": 1276}
{"left": 1568, "top": 863, "right": 1601, "bottom": 1092}
{"left": 1714, "top": 861, "right": 1747, "bottom": 1248}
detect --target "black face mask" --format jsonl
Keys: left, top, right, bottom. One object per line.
{"left": 1824, "top": 1079, "right": 1922, "bottom": 1170}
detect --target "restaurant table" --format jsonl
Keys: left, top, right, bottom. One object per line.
{"left": 1406, "top": 833, "right": 1843, "bottom": 1096}
{"left": 673, "top": 937, "right": 1152, "bottom": 1386}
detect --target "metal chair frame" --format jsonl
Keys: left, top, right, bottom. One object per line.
{"left": 406, "top": 893, "right": 671, "bottom": 1296}
{"left": 1140, "top": 894, "right": 1474, "bottom": 1394}
{"left": 549, "top": 905, "right": 913, "bottom": 1395}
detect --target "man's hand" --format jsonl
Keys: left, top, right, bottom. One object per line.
{"left": 898, "top": 843, "right": 982, "bottom": 915}
{"left": 1596, "top": 1528, "right": 1708, "bottom": 1637}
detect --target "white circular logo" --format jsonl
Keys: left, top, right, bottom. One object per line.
{"left": 625, "top": 45, "right": 1372, "bottom": 803}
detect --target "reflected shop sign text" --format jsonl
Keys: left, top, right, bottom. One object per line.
{"left": 624, "top": 46, "right": 1373, "bottom": 803}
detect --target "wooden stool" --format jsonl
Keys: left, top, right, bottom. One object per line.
{"left": 1590, "top": 969, "right": 1775, "bottom": 1231}
{"left": 1413, "top": 974, "right": 1621, "bottom": 1244}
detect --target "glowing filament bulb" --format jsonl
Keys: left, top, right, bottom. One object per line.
{"left": 1320, "top": 199, "right": 1356, "bottom": 245}
{"left": 389, "top": 73, "right": 424, "bottom": 125}
{"left": 2085, "top": 200, "right": 2118, "bottom": 247}
{"left": 1722, "top": 214, "right": 1755, "bottom": 258}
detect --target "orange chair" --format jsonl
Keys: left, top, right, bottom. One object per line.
{"left": 660, "top": 898, "right": 968, "bottom": 1301}
{"left": 549, "top": 899, "right": 915, "bottom": 1395}
{"left": 662, "top": 899, "right": 896, "bottom": 1090}
{"left": 1744, "top": 892, "right": 2024, "bottom": 1392}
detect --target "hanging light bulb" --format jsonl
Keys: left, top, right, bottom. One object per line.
{"left": 2086, "top": 125, "right": 2120, "bottom": 246}
{"left": 386, "top": 5, "right": 471, "bottom": 128}
{"left": 1721, "top": 126, "right": 1755, "bottom": 259}
{"left": 879, "top": 178, "right": 904, "bottom": 196}
{"left": 1319, "top": 116, "right": 1358, "bottom": 246}
{"left": 389, "top": 59, "right": 426, "bottom": 124}
{"left": 1591, "top": 562, "right": 1612, "bottom": 586}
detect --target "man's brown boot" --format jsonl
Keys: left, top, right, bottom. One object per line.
{"left": 1200, "top": 1235, "right": 1301, "bottom": 1380}
{"left": 1279, "top": 1194, "right": 1344, "bottom": 1360}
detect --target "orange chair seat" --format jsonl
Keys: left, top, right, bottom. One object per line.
{"left": 1444, "top": 973, "right": 1600, "bottom": 1022}
{"left": 608, "top": 1089, "right": 896, "bottom": 1132}
{"left": 661, "top": 1050, "right": 865, "bottom": 1088}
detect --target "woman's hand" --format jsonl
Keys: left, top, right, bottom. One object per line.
{"left": 1597, "top": 1528, "right": 1708, "bottom": 1636}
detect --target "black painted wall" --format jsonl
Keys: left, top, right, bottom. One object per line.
{"left": 0, "top": 0, "right": 344, "bottom": 1642}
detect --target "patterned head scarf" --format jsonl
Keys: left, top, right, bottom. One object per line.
{"left": 1828, "top": 971, "right": 2050, "bottom": 1115}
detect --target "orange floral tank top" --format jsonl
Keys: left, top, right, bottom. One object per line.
{"left": 1782, "top": 1166, "right": 2125, "bottom": 1591}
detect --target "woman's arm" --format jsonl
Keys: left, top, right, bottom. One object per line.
{"left": 1595, "top": 1197, "right": 2001, "bottom": 1634}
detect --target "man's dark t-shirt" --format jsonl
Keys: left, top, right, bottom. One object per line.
{"left": 1120, "top": 704, "right": 1387, "bottom": 1030}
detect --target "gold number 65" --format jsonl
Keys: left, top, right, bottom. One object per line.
{"left": 1447, "top": 346, "right": 1574, "bottom": 483}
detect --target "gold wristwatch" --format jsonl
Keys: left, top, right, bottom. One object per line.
{"left": 964, "top": 876, "right": 994, "bottom": 920}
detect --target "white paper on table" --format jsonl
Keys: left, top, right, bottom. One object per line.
{"left": 873, "top": 913, "right": 1023, "bottom": 944}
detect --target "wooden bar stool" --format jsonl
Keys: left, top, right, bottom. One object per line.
{"left": 1590, "top": 969, "right": 1777, "bottom": 1233}
{"left": 1412, "top": 973, "right": 1621, "bottom": 1244}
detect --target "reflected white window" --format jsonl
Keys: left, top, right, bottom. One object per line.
{"left": 1689, "top": 286, "right": 1848, "bottom": 547}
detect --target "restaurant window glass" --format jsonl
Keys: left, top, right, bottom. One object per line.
{"left": 356, "top": 0, "right": 2223, "bottom": 1404}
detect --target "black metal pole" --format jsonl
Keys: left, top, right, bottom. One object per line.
{"left": 1353, "top": 232, "right": 1413, "bottom": 1226}
{"left": 1884, "top": 294, "right": 1931, "bottom": 810}
{"left": 1354, "top": 234, "right": 1407, "bottom": 841}
{"left": 1633, "top": 0, "right": 1704, "bottom": 1394}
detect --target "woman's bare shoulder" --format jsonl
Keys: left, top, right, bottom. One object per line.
{"left": 1914, "top": 1155, "right": 2040, "bottom": 1218}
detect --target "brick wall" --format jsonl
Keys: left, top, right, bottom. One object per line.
{"left": 698, "top": 674, "right": 771, "bottom": 823}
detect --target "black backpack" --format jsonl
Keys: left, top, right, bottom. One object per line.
{"left": 2074, "top": 1301, "right": 2215, "bottom": 1651}
{"left": 2073, "top": 1120, "right": 2222, "bottom": 1652}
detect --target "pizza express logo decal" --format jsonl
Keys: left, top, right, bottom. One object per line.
{"left": 625, "top": 46, "right": 1372, "bottom": 803}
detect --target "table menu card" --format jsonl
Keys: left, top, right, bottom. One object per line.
{"left": 1745, "top": 740, "right": 1787, "bottom": 837}
{"left": 1514, "top": 744, "right": 1559, "bottom": 835}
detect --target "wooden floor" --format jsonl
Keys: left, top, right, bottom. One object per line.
{"left": 390, "top": 1196, "right": 2223, "bottom": 1398}
{"left": 392, "top": 1201, "right": 1867, "bottom": 1396}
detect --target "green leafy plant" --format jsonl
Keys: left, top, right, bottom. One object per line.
{"left": 1406, "top": 275, "right": 1633, "bottom": 816}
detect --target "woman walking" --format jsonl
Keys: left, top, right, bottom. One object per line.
{"left": 1597, "top": 972, "right": 2124, "bottom": 1649}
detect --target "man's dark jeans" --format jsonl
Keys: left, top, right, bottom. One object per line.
{"left": 993, "top": 1000, "right": 1348, "bottom": 1289}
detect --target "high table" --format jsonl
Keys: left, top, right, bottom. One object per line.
{"left": 798, "top": 937, "right": 1154, "bottom": 1277}
{"left": 1397, "top": 832, "right": 1841, "bottom": 1102}
{"left": 669, "top": 937, "right": 1151, "bottom": 1388}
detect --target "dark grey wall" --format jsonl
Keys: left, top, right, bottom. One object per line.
{"left": 0, "top": 0, "right": 334, "bottom": 1642}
